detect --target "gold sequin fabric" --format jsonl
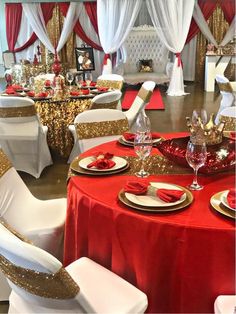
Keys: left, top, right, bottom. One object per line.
{"left": 97, "top": 80, "right": 123, "bottom": 90}
{"left": 35, "top": 98, "right": 92, "bottom": 157}
{"left": 0, "top": 106, "right": 36, "bottom": 118}
{"left": 0, "top": 255, "right": 79, "bottom": 299}
{"left": 137, "top": 87, "right": 152, "bottom": 102}
{"left": 0, "top": 149, "right": 12, "bottom": 177}
{"left": 219, "top": 115, "right": 236, "bottom": 131}
{"left": 22, "top": 64, "right": 47, "bottom": 81}
{"left": 75, "top": 118, "right": 129, "bottom": 139}
{"left": 90, "top": 100, "right": 118, "bottom": 110}
{"left": 218, "top": 82, "right": 233, "bottom": 93}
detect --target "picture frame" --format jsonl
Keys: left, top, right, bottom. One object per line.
{"left": 75, "top": 47, "right": 95, "bottom": 71}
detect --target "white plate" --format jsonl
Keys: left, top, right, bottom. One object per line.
{"left": 125, "top": 182, "right": 186, "bottom": 207}
{"left": 121, "top": 136, "right": 161, "bottom": 144}
{"left": 79, "top": 156, "right": 127, "bottom": 172}
{"left": 220, "top": 190, "right": 236, "bottom": 211}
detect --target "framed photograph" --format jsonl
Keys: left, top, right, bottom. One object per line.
{"left": 75, "top": 47, "right": 95, "bottom": 71}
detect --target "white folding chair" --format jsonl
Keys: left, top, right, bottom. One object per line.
{"left": 68, "top": 109, "right": 129, "bottom": 163}
{"left": 215, "top": 75, "right": 235, "bottom": 124}
{"left": 0, "top": 222, "right": 148, "bottom": 314}
{"left": 0, "top": 96, "right": 52, "bottom": 178}
{"left": 97, "top": 74, "right": 124, "bottom": 90}
{"left": 0, "top": 149, "right": 66, "bottom": 300}
{"left": 219, "top": 106, "right": 236, "bottom": 131}
{"left": 214, "top": 295, "right": 236, "bottom": 314}
{"left": 90, "top": 90, "right": 122, "bottom": 110}
{"left": 124, "top": 81, "right": 155, "bottom": 131}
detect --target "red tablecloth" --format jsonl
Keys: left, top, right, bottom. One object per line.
{"left": 64, "top": 133, "right": 235, "bottom": 313}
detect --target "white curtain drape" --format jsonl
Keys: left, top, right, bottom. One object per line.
{"left": 15, "top": 10, "right": 40, "bottom": 63}
{"left": 97, "top": 0, "right": 142, "bottom": 74}
{"left": 182, "top": 37, "right": 197, "bottom": 81}
{"left": 193, "top": 2, "right": 218, "bottom": 47}
{"left": 146, "top": 0, "right": 195, "bottom": 96}
{"left": 220, "top": 16, "right": 236, "bottom": 46}
{"left": 22, "top": 3, "right": 55, "bottom": 53}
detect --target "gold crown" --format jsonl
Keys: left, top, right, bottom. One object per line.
{"left": 186, "top": 113, "right": 225, "bottom": 145}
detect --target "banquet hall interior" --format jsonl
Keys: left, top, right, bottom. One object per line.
{"left": 0, "top": 0, "right": 235, "bottom": 313}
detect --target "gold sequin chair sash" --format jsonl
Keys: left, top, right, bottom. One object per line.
{"left": 137, "top": 87, "right": 152, "bottom": 102}
{"left": 218, "top": 82, "right": 233, "bottom": 93}
{"left": 76, "top": 118, "right": 129, "bottom": 139}
{"left": 90, "top": 99, "right": 118, "bottom": 110}
{"left": 0, "top": 105, "right": 36, "bottom": 118}
{"left": 97, "top": 80, "right": 123, "bottom": 91}
{"left": 0, "top": 149, "right": 12, "bottom": 177}
{"left": 219, "top": 115, "right": 236, "bottom": 131}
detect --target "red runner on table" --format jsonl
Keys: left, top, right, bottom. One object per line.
{"left": 122, "top": 88, "right": 165, "bottom": 110}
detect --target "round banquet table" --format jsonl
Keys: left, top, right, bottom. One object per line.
{"left": 64, "top": 133, "right": 235, "bottom": 314}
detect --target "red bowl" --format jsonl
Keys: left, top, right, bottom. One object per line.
{"left": 156, "top": 136, "right": 235, "bottom": 174}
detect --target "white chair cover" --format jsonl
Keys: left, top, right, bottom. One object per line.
{"left": 0, "top": 96, "right": 52, "bottom": 178}
{"left": 214, "top": 295, "right": 236, "bottom": 314}
{"left": 124, "top": 81, "right": 155, "bottom": 131}
{"left": 90, "top": 90, "right": 122, "bottom": 110}
{"left": 68, "top": 109, "right": 128, "bottom": 163}
{"left": 215, "top": 75, "right": 235, "bottom": 124}
{"left": 0, "top": 223, "right": 148, "bottom": 313}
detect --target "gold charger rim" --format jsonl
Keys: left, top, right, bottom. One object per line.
{"left": 210, "top": 191, "right": 236, "bottom": 220}
{"left": 118, "top": 183, "right": 193, "bottom": 213}
{"left": 70, "top": 158, "right": 129, "bottom": 176}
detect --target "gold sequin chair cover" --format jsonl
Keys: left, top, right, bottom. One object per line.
{"left": 90, "top": 90, "right": 122, "bottom": 110}
{"left": 0, "top": 222, "right": 148, "bottom": 313}
{"left": 124, "top": 81, "right": 156, "bottom": 131}
{"left": 96, "top": 74, "right": 124, "bottom": 91}
{"left": 215, "top": 74, "right": 235, "bottom": 124}
{"left": 219, "top": 107, "right": 236, "bottom": 132}
{"left": 0, "top": 96, "right": 52, "bottom": 178}
{"left": 67, "top": 109, "right": 129, "bottom": 163}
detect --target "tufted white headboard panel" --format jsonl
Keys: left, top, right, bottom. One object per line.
{"left": 121, "top": 25, "right": 169, "bottom": 74}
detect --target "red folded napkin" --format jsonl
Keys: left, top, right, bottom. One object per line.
{"left": 11, "top": 84, "right": 23, "bottom": 91}
{"left": 227, "top": 188, "right": 236, "bottom": 209}
{"left": 124, "top": 180, "right": 184, "bottom": 203}
{"left": 97, "top": 87, "right": 109, "bottom": 92}
{"left": 90, "top": 81, "right": 96, "bottom": 86}
{"left": 36, "top": 92, "right": 48, "bottom": 98}
{"left": 5, "top": 86, "right": 16, "bottom": 94}
{"left": 123, "top": 132, "right": 161, "bottom": 141}
{"left": 94, "top": 151, "right": 114, "bottom": 160}
{"left": 27, "top": 91, "right": 35, "bottom": 97}
{"left": 82, "top": 89, "right": 90, "bottom": 95}
{"left": 70, "top": 91, "right": 80, "bottom": 96}
{"left": 230, "top": 132, "right": 236, "bottom": 140}
{"left": 87, "top": 158, "right": 116, "bottom": 169}
{"left": 44, "top": 80, "right": 51, "bottom": 87}
{"left": 81, "top": 81, "right": 87, "bottom": 87}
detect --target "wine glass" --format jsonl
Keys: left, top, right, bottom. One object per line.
{"left": 185, "top": 140, "right": 207, "bottom": 190}
{"left": 192, "top": 109, "right": 207, "bottom": 126}
{"left": 66, "top": 72, "right": 74, "bottom": 89}
{"left": 134, "top": 131, "right": 152, "bottom": 178}
{"left": 29, "top": 76, "right": 35, "bottom": 91}
{"left": 85, "top": 72, "right": 92, "bottom": 92}
{"left": 75, "top": 74, "right": 83, "bottom": 89}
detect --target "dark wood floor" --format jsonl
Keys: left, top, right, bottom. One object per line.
{"left": 19, "top": 82, "right": 220, "bottom": 200}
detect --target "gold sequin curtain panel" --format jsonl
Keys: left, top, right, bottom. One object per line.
{"left": 195, "top": 5, "right": 230, "bottom": 82}
{"left": 41, "top": 4, "right": 76, "bottom": 70}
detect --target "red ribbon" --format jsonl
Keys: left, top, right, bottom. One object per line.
{"left": 175, "top": 53, "right": 183, "bottom": 67}
{"left": 103, "top": 54, "right": 110, "bottom": 65}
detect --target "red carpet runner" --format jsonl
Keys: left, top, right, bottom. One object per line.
{"left": 122, "top": 88, "right": 165, "bottom": 110}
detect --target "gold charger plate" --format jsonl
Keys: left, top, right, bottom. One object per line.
{"left": 70, "top": 157, "right": 129, "bottom": 176}
{"left": 210, "top": 191, "right": 235, "bottom": 219}
{"left": 118, "top": 184, "right": 193, "bottom": 212}
{"left": 118, "top": 137, "right": 164, "bottom": 147}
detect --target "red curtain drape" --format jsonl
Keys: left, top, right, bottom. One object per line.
{"left": 220, "top": 0, "right": 235, "bottom": 24}
{"left": 84, "top": 2, "right": 99, "bottom": 35}
{"left": 6, "top": 4, "right": 22, "bottom": 51}
{"left": 186, "top": 0, "right": 218, "bottom": 44}
{"left": 59, "top": 2, "right": 103, "bottom": 51}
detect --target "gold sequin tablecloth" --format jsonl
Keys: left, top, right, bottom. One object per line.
{"left": 35, "top": 98, "right": 91, "bottom": 158}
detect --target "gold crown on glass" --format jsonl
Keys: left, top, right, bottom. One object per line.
{"left": 186, "top": 113, "right": 225, "bottom": 145}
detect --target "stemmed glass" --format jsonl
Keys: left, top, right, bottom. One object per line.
{"left": 29, "top": 77, "right": 35, "bottom": 91}
{"left": 185, "top": 140, "right": 207, "bottom": 190}
{"left": 66, "top": 72, "right": 74, "bottom": 90}
{"left": 75, "top": 74, "right": 83, "bottom": 89}
{"left": 85, "top": 72, "right": 93, "bottom": 92}
{"left": 134, "top": 131, "right": 152, "bottom": 178}
{"left": 192, "top": 109, "right": 207, "bottom": 126}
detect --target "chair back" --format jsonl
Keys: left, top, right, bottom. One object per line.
{"left": 90, "top": 91, "right": 122, "bottom": 110}
{"left": 97, "top": 74, "right": 124, "bottom": 90}
{"left": 0, "top": 222, "right": 80, "bottom": 306}
{"left": 74, "top": 109, "right": 129, "bottom": 153}
{"left": 219, "top": 107, "right": 236, "bottom": 131}
{"left": 124, "top": 81, "right": 155, "bottom": 130}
